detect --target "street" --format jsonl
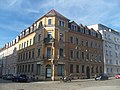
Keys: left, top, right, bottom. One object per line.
{"left": 0, "top": 78, "right": 120, "bottom": 90}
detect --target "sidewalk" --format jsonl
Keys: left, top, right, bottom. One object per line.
{"left": 32, "top": 77, "right": 115, "bottom": 84}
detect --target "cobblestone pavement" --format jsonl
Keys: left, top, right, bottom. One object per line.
{"left": 0, "top": 78, "right": 120, "bottom": 90}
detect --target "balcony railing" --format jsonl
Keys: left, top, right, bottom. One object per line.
{"left": 44, "top": 38, "right": 55, "bottom": 44}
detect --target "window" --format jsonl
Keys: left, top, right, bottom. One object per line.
{"left": 82, "top": 52, "right": 84, "bottom": 59}
{"left": 59, "top": 20, "right": 64, "bottom": 27}
{"left": 81, "top": 40, "right": 84, "bottom": 46}
{"left": 74, "top": 26, "right": 77, "bottom": 30}
{"left": 18, "top": 54, "right": 20, "bottom": 61}
{"left": 27, "top": 40, "right": 29, "bottom": 46}
{"left": 47, "top": 47, "right": 51, "bottom": 59}
{"left": 86, "top": 40, "right": 88, "bottom": 47}
{"left": 38, "top": 34, "right": 41, "bottom": 42}
{"left": 107, "top": 68, "right": 109, "bottom": 73}
{"left": 30, "top": 39, "right": 32, "bottom": 45}
{"left": 26, "top": 52, "right": 28, "bottom": 60}
{"left": 106, "top": 50, "right": 108, "bottom": 56}
{"left": 59, "top": 48, "right": 64, "bottom": 57}
{"left": 76, "top": 65, "right": 79, "bottom": 73}
{"left": 71, "top": 25, "right": 74, "bottom": 30}
{"left": 38, "top": 48, "right": 40, "bottom": 57}
{"left": 48, "top": 19, "right": 52, "bottom": 25}
{"left": 37, "top": 64, "right": 41, "bottom": 75}
{"left": 20, "top": 65, "right": 21, "bottom": 72}
{"left": 23, "top": 53, "right": 25, "bottom": 60}
{"left": 33, "top": 36, "right": 35, "bottom": 44}
{"left": 70, "top": 64, "right": 73, "bottom": 73}
{"left": 115, "top": 52, "right": 118, "bottom": 58}
{"left": 109, "top": 51, "right": 112, "bottom": 56}
{"left": 106, "top": 59, "right": 108, "bottom": 64}
{"left": 90, "top": 41, "right": 93, "bottom": 47}
{"left": 47, "top": 32, "right": 52, "bottom": 38}
{"left": 29, "top": 51, "right": 31, "bottom": 59}
{"left": 99, "top": 55, "right": 102, "bottom": 61}
{"left": 96, "top": 55, "right": 98, "bottom": 61}
{"left": 76, "top": 51, "right": 80, "bottom": 59}
{"left": 70, "top": 50, "right": 74, "bottom": 59}
{"left": 94, "top": 43, "right": 97, "bottom": 48}
{"left": 25, "top": 65, "right": 27, "bottom": 72}
{"left": 31, "top": 64, "right": 34, "bottom": 73}
{"left": 116, "top": 60, "right": 118, "bottom": 65}
{"left": 32, "top": 49, "right": 34, "bottom": 59}
{"left": 21, "top": 53, "right": 23, "bottom": 60}
{"left": 86, "top": 52, "right": 89, "bottom": 60}
{"left": 111, "top": 68, "right": 112, "bottom": 73}
{"left": 76, "top": 38, "right": 78, "bottom": 45}
{"left": 58, "top": 64, "right": 64, "bottom": 76}
{"left": 96, "top": 66, "right": 98, "bottom": 73}
{"left": 28, "top": 64, "right": 30, "bottom": 72}
{"left": 91, "top": 66, "right": 94, "bottom": 73}
{"left": 92, "top": 53, "right": 94, "bottom": 60}
{"left": 110, "top": 59, "right": 112, "bottom": 64}
{"left": 70, "top": 36, "right": 73, "bottom": 43}
{"left": 24, "top": 42, "right": 26, "bottom": 48}
{"left": 19, "top": 44, "right": 21, "bottom": 49}
{"left": 82, "top": 65, "right": 84, "bottom": 73}
{"left": 39, "top": 21, "right": 42, "bottom": 27}
{"left": 22, "top": 43, "right": 23, "bottom": 48}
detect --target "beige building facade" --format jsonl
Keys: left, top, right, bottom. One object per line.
{"left": 0, "top": 9, "right": 104, "bottom": 80}
{"left": 16, "top": 10, "right": 104, "bottom": 80}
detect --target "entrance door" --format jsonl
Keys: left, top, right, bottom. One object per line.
{"left": 46, "top": 65, "right": 51, "bottom": 79}
{"left": 86, "top": 66, "right": 90, "bottom": 79}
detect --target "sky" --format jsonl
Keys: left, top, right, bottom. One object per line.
{"left": 0, "top": 0, "right": 120, "bottom": 48}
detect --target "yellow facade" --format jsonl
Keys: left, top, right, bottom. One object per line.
{"left": 17, "top": 9, "right": 104, "bottom": 81}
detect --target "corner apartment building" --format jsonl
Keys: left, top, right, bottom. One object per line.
{"left": 88, "top": 24, "right": 120, "bottom": 76}
{"left": 16, "top": 9, "right": 104, "bottom": 80}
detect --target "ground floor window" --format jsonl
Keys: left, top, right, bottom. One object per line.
{"left": 100, "top": 66, "right": 102, "bottom": 73}
{"left": 37, "top": 64, "right": 41, "bottom": 75}
{"left": 70, "top": 64, "right": 73, "bottom": 73}
{"left": 58, "top": 64, "right": 64, "bottom": 76}
{"left": 96, "top": 66, "right": 98, "bottom": 73}
{"left": 107, "top": 68, "right": 109, "bottom": 73}
{"left": 91, "top": 66, "right": 94, "bottom": 73}
{"left": 31, "top": 64, "right": 34, "bottom": 73}
{"left": 82, "top": 65, "right": 84, "bottom": 73}
{"left": 76, "top": 65, "right": 79, "bottom": 73}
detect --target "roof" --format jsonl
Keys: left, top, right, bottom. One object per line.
{"left": 36, "top": 9, "right": 69, "bottom": 22}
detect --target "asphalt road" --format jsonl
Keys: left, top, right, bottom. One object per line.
{"left": 0, "top": 78, "right": 120, "bottom": 90}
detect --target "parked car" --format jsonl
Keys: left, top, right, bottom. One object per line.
{"left": 0, "top": 75, "right": 3, "bottom": 78}
{"left": 95, "top": 73, "right": 109, "bottom": 80}
{"left": 2, "top": 74, "right": 14, "bottom": 80}
{"left": 6, "top": 74, "right": 14, "bottom": 80}
{"left": 115, "top": 74, "right": 120, "bottom": 79}
{"left": 2, "top": 74, "right": 8, "bottom": 79}
{"left": 12, "top": 74, "right": 28, "bottom": 82}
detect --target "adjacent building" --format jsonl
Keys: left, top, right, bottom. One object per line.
{"left": 0, "top": 36, "right": 19, "bottom": 76}
{"left": 88, "top": 24, "right": 120, "bottom": 76}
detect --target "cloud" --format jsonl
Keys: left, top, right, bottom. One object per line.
{"left": 8, "top": 0, "right": 17, "bottom": 7}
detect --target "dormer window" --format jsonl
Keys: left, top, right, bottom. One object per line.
{"left": 39, "top": 21, "right": 42, "bottom": 27}
{"left": 71, "top": 25, "right": 74, "bottom": 30}
{"left": 59, "top": 20, "right": 65, "bottom": 27}
{"left": 74, "top": 26, "right": 77, "bottom": 30}
{"left": 48, "top": 19, "right": 52, "bottom": 25}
